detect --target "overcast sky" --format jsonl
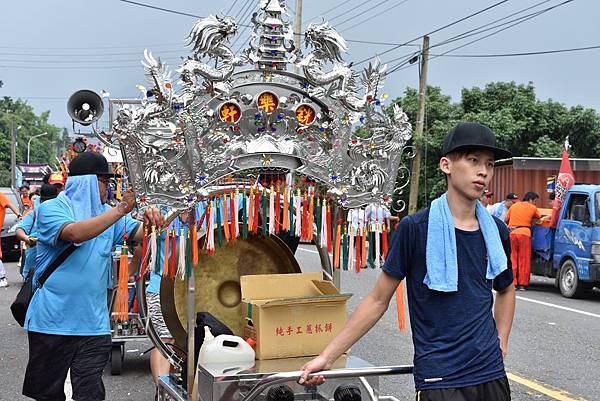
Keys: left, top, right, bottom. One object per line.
{"left": 1, "top": 0, "right": 598, "bottom": 132}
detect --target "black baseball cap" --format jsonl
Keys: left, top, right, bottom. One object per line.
{"left": 506, "top": 192, "right": 519, "bottom": 200}
{"left": 69, "top": 151, "right": 121, "bottom": 177}
{"left": 442, "top": 122, "right": 511, "bottom": 160}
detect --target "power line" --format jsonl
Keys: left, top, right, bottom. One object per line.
{"left": 0, "top": 50, "right": 185, "bottom": 57}
{"left": 353, "top": 0, "right": 511, "bottom": 66}
{"left": 334, "top": 0, "right": 396, "bottom": 28}
{"left": 119, "top": 0, "right": 201, "bottom": 18}
{"left": 225, "top": 0, "right": 241, "bottom": 16}
{"left": 431, "top": 0, "right": 572, "bottom": 50}
{"left": 304, "top": 0, "right": 362, "bottom": 25}
{"left": 327, "top": 1, "right": 371, "bottom": 23}
{"left": 346, "top": 39, "right": 420, "bottom": 47}
{"left": 430, "top": 0, "right": 555, "bottom": 49}
{"left": 340, "top": 0, "right": 411, "bottom": 32}
{"left": 118, "top": 0, "right": 252, "bottom": 27}
{"left": 432, "top": 44, "right": 600, "bottom": 58}
{"left": 231, "top": 0, "right": 257, "bottom": 53}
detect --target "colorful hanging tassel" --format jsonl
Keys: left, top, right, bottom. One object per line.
{"left": 320, "top": 198, "right": 328, "bottom": 250}
{"left": 288, "top": 185, "right": 295, "bottom": 235}
{"left": 248, "top": 186, "right": 254, "bottom": 235}
{"left": 282, "top": 185, "right": 289, "bottom": 232}
{"left": 191, "top": 224, "right": 199, "bottom": 265}
{"left": 222, "top": 194, "right": 230, "bottom": 242}
{"left": 155, "top": 232, "right": 163, "bottom": 274}
{"left": 207, "top": 202, "right": 215, "bottom": 256}
{"left": 348, "top": 214, "right": 355, "bottom": 272}
{"left": 216, "top": 198, "right": 224, "bottom": 247}
{"left": 253, "top": 188, "right": 260, "bottom": 234}
{"left": 148, "top": 226, "right": 157, "bottom": 276}
{"left": 308, "top": 189, "right": 315, "bottom": 242}
{"left": 231, "top": 190, "right": 238, "bottom": 240}
{"left": 294, "top": 189, "right": 302, "bottom": 238}
{"left": 162, "top": 228, "right": 170, "bottom": 277}
{"left": 269, "top": 185, "right": 275, "bottom": 235}
{"left": 382, "top": 223, "right": 389, "bottom": 263}
{"left": 395, "top": 281, "right": 407, "bottom": 331}
{"left": 139, "top": 228, "right": 149, "bottom": 280}
{"left": 242, "top": 190, "right": 248, "bottom": 240}
{"left": 361, "top": 217, "right": 367, "bottom": 268}
{"left": 177, "top": 228, "right": 186, "bottom": 279}
{"left": 115, "top": 242, "right": 129, "bottom": 322}
{"left": 355, "top": 226, "right": 362, "bottom": 273}
{"left": 169, "top": 229, "right": 177, "bottom": 278}
{"left": 333, "top": 221, "right": 341, "bottom": 270}
{"left": 262, "top": 188, "right": 268, "bottom": 237}
{"left": 315, "top": 197, "right": 322, "bottom": 240}
{"left": 274, "top": 184, "right": 281, "bottom": 235}
{"left": 301, "top": 190, "right": 308, "bottom": 241}
{"left": 342, "top": 224, "right": 349, "bottom": 271}
{"left": 185, "top": 231, "right": 192, "bottom": 278}
{"left": 115, "top": 178, "right": 122, "bottom": 201}
{"left": 326, "top": 201, "right": 332, "bottom": 253}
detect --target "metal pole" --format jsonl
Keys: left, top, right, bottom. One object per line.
{"left": 11, "top": 117, "right": 16, "bottom": 188}
{"left": 293, "top": 0, "right": 303, "bottom": 74}
{"left": 407, "top": 35, "right": 430, "bottom": 215}
{"left": 186, "top": 213, "right": 196, "bottom": 400}
{"left": 27, "top": 132, "right": 49, "bottom": 164}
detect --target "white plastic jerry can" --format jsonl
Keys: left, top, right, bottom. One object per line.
{"left": 198, "top": 326, "right": 255, "bottom": 364}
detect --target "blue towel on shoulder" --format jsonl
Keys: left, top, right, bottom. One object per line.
{"left": 425, "top": 192, "right": 507, "bottom": 292}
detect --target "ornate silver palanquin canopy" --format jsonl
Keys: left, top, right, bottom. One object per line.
{"left": 112, "top": 0, "right": 412, "bottom": 210}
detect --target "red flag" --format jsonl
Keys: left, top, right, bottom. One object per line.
{"left": 549, "top": 145, "right": 575, "bottom": 228}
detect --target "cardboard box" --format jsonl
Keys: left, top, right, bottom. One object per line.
{"left": 241, "top": 272, "right": 351, "bottom": 360}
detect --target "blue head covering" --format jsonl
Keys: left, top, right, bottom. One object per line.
{"left": 64, "top": 175, "right": 105, "bottom": 221}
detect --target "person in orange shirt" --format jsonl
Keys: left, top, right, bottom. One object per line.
{"left": 0, "top": 191, "right": 21, "bottom": 287}
{"left": 19, "top": 185, "right": 33, "bottom": 215}
{"left": 505, "top": 192, "right": 541, "bottom": 290}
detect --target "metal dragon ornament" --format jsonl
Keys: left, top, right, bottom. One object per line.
{"left": 112, "top": 0, "right": 412, "bottom": 211}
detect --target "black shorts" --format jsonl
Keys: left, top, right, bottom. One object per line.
{"left": 23, "top": 331, "right": 112, "bottom": 401}
{"left": 416, "top": 377, "right": 511, "bottom": 401}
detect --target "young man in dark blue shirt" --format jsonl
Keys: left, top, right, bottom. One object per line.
{"left": 300, "top": 122, "right": 516, "bottom": 401}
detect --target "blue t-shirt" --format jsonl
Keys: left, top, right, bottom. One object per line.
{"left": 383, "top": 208, "right": 513, "bottom": 390}
{"left": 25, "top": 196, "right": 140, "bottom": 336}
{"left": 16, "top": 210, "right": 38, "bottom": 278}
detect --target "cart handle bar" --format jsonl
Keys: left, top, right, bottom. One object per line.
{"left": 242, "top": 365, "right": 414, "bottom": 401}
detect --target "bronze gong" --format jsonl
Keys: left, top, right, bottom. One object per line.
{"left": 160, "top": 232, "right": 301, "bottom": 349}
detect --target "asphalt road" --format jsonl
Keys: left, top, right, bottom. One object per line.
{"left": 1, "top": 246, "right": 599, "bottom": 400}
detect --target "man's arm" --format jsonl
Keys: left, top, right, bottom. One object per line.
{"left": 494, "top": 284, "right": 516, "bottom": 359}
{"left": 7, "top": 202, "right": 20, "bottom": 216}
{"left": 299, "top": 271, "right": 400, "bottom": 384}
{"left": 61, "top": 207, "right": 126, "bottom": 243}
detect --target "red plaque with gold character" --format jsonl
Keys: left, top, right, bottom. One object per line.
{"left": 219, "top": 102, "right": 242, "bottom": 123}
{"left": 257, "top": 91, "right": 279, "bottom": 114}
{"left": 295, "top": 104, "right": 316, "bottom": 126}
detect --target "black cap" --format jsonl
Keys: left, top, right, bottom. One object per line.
{"left": 68, "top": 151, "right": 120, "bottom": 177}
{"left": 506, "top": 192, "right": 519, "bottom": 200}
{"left": 442, "top": 122, "right": 511, "bottom": 160}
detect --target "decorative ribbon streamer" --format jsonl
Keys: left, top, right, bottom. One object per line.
{"left": 275, "top": 185, "right": 280, "bottom": 235}
{"left": 248, "top": 187, "right": 254, "bottom": 234}
{"left": 294, "top": 190, "right": 302, "bottom": 238}
{"left": 216, "top": 199, "right": 224, "bottom": 247}
{"left": 355, "top": 226, "right": 362, "bottom": 273}
{"left": 334, "top": 221, "right": 342, "bottom": 270}
{"left": 342, "top": 225, "right": 349, "bottom": 271}
{"left": 308, "top": 190, "right": 315, "bottom": 242}
{"left": 316, "top": 197, "right": 322, "bottom": 240}
{"left": 139, "top": 228, "right": 149, "bottom": 280}
{"left": 269, "top": 186, "right": 275, "bottom": 235}
{"left": 207, "top": 202, "right": 215, "bottom": 256}
{"left": 169, "top": 229, "right": 177, "bottom": 279}
{"left": 162, "top": 228, "right": 170, "bottom": 277}
{"left": 395, "top": 281, "right": 407, "bottom": 331}
{"left": 231, "top": 191, "right": 238, "bottom": 240}
{"left": 222, "top": 194, "right": 230, "bottom": 242}
{"left": 115, "top": 243, "right": 129, "bottom": 322}
{"left": 253, "top": 188, "right": 260, "bottom": 234}
{"left": 177, "top": 228, "right": 186, "bottom": 279}
{"left": 242, "top": 191, "right": 248, "bottom": 240}
{"left": 282, "top": 185, "right": 289, "bottom": 232}
{"left": 191, "top": 224, "right": 199, "bottom": 265}
{"left": 361, "top": 223, "right": 367, "bottom": 268}
{"left": 320, "top": 198, "right": 328, "bottom": 250}
{"left": 185, "top": 231, "right": 192, "bottom": 278}
{"left": 326, "top": 201, "right": 332, "bottom": 253}
{"left": 148, "top": 226, "right": 157, "bottom": 276}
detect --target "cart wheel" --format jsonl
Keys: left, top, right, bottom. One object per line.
{"left": 111, "top": 344, "right": 124, "bottom": 375}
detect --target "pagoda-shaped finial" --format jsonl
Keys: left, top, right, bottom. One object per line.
{"left": 246, "top": 0, "right": 295, "bottom": 71}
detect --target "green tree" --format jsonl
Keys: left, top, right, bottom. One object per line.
{"left": 389, "top": 81, "right": 600, "bottom": 213}
{"left": 0, "top": 96, "right": 62, "bottom": 187}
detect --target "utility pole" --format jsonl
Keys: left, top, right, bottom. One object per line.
{"left": 407, "top": 35, "right": 429, "bottom": 215}
{"left": 11, "top": 116, "right": 16, "bottom": 189}
{"left": 293, "top": 0, "right": 303, "bottom": 74}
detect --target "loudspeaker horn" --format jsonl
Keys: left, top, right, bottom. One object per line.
{"left": 67, "top": 90, "right": 104, "bottom": 126}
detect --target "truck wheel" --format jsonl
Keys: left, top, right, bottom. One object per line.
{"left": 110, "top": 344, "right": 124, "bottom": 375}
{"left": 559, "top": 260, "right": 591, "bottom": 299}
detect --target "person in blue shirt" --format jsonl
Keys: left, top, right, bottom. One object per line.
{"left": 22, "top": 151, "right": 163, "bottom": 401}
{"left": 15, "top": 184, "right": 59, "bottom": 279}
{"left": 300, "top": 123, "right": 516, "bottom": 401}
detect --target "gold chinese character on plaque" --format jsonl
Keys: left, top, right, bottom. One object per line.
{"left": 295, "top": 104, "right": 316, "bottom": 125}
{"left": 257, "top": 91, "right": 279, "bottom": 114}
{"left": 219, "top": 102, "right": 242, "bottom": 123}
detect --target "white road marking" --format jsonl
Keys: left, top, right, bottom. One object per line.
{"left": 516, "top": 295, "right": 600, "bottom": 319}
